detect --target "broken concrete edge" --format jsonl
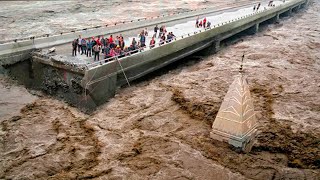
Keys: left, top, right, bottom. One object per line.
{"left": 32, "top": 55, "right": 86, "bottom": 75}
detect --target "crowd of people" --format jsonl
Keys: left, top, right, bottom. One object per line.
{"left": 71, "top": 24, "right": 177, "bottom": 62}
{"left": 72, "top": 34, "right": 135, "bottom": 62}
{"left": 195, "top": 17, "right": 211, "bottom": 28}
{"left": 70, "top": 1, "right": 285, "bottom": 63}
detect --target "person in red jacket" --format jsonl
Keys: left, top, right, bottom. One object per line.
{"left": 109, "top": 35, "right": 114, "bottom": 44}
{"left": 109, "top": 35, "right": 114, "bottom": 48}
{"left": 96, "top": 36, "right": 101, "bottom": 46}
{"left": 203, "top": 17, "right": 207, "bottom": 28}
{"left": 149, "top": 37, "right": 156, "bottom": 48}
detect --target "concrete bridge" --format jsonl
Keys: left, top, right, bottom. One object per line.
{"left": 0, "top": 0, "right": 308, "bottom": 110}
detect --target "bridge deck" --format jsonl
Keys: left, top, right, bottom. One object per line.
{"left": 38, "top": 0, "right": 285, "bottom": 69}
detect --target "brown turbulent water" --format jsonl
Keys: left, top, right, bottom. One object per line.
{"left": 0, "top": 0, "right": 320, "bottom": 179}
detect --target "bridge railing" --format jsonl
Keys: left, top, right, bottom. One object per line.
{"left": 84, "top": 2, "right": 286, "bottom": 70}
{"left": 0, "top": 0, "right": 259, "bottom": 45}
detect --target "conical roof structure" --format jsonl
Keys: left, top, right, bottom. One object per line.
{"left": 210, "top": 74, "right": 258, "bottom": 152}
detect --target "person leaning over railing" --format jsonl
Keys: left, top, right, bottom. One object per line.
{"left": 150, "top": 37, "right": 156, "bottom": 48}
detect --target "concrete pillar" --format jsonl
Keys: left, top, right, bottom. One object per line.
{"left": 272, "top": 14, "right": 280, "bottom": 23}
{"left": 213, "top": 41, "right": 220, "bottom": 52}
{"left": 282, "top": 8, "right": 292, "bottom": 17}
{"left": 301, "top": 0, "right": 309, "bottom": 8}
{"left": 202, "top": 41, "right": 220, "bottom": 55}
{"left": 292, "top": 6, "right": 299, "bottom": 12}
{"left": 248, "top": 23, "right": 259, "bottom": 35}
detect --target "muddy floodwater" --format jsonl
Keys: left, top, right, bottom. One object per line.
{"left": 0, "top": 0, "right": 320, "bottom": 179}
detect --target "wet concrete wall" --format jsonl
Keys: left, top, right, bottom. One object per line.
{"left": 32, "top": 60, "right": 96, "bottom": 111}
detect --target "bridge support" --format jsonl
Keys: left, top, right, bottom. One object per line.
{"left": 271, "top": 13, "right": 280, "bottom": 23}
{"left": 282, "top": 8, "right": 292, "bottom": 17}
{"left": 201, "top": 40, "right": 220, "bottom": 55}
{"left": 301, "top": 0, "right": 308, "bottom": 8}
{"left": 247, "top": 23, "right": 259, "bottom": 35}
{"left": 292, "top": 5, "right": 300, "bottom": 12}
{"left": 213, "top": 41, "right": 220, "bottom": 52}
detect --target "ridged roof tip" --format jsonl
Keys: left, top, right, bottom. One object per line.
{"left": 211, "top": 74, "right": 258, "bottom": 148}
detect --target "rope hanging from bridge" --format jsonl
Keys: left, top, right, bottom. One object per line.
{"left": 116, "top": 56, "right": 130, "bottom": 87}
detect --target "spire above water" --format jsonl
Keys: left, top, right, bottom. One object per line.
{"left": 210, "top": 53, "right": 258, "bottom": 152}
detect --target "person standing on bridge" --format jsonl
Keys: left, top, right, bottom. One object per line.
{"left": 166, "top": 32, "right": 172, "bottom": 43}
{"left": 203, "top": 17, "right": 207, "bottom": 28}
{"left": 72, "top": 39, "right": 77, "bottom": 56}
{"left": 119, "top": 38, "right": 125, "bottom": 50}
{"left": 268, "top": 1, "right": 274, "bottom": 6}
{"left": 77, "top": 35, "right": 83, "bottom": 54}
{"left": 196, "top": 16, "right": 199, "bottom": 28}
{"left": 131, "top": 38, "right": 137, "bottom": 50}
{"left": 86, "top": 39, "right": 93, "bottom": 57}
{"left": 154, "top": 25, "right": 159, "bottom": 37}
{"left": 109, "top": 35, "right": 114, "bottom": 48}
{"left": 104, "top": 43, "right": 111, "bottom": 60}
{"left": 139, "top": 31, "right": 146, "bottom": 48}
{"left": 93, "top": 43, "right": 100, "bottom": 61}
{"left": 207, "top": 21, "right": 211, "bottom": 28}
{"left": 96, "top": 36, "right": 102, "bottom": 47}
{"left": 81, "top": 38, "right": 87, "bottom": 55}
{"left": 199, "top": 20, "right": 203, "bottom": 28}
{"left": 257, "top": 3, "right": 261, "bottom": 11}
{"left": 144, "top": 28, "right": 148, "bottom": 36}
{"left": 101, "top": 36, "right": 106, "bottom": 53}
{"left": 159, "top": 25, "right": 164, "bottom": 38}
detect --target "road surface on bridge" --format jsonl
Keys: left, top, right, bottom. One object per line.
{"left": 42, "top": 0, "right": 285, "bottom": 67}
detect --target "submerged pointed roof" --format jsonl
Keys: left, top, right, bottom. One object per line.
{"left": 211, "top": 74, "right": 258, "bottom": 149}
